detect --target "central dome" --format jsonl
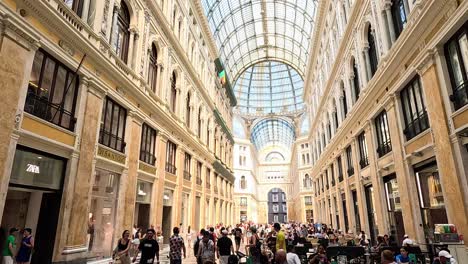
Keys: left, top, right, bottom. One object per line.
{"left": 234, "top": 61, "right": 304, "bottom": 115}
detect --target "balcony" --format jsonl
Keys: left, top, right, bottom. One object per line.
{"left": 450, "top": 81, "right": 468, "bottom": 110}
{"left": 24, "top": 91, "right": 77, "bottom": 131}
{"left": 183, "top": 171, "right": 192, "bottom": 181}
{"left": 359, "top": 158, "right": 369, "bottom": 169}
{"left": 347, "top": 168, "right": 355, "bottom": 176}
{"left": 338, "top": 174, "right": 344, "bottom": 182}
{"left": 165, "top": 163, "right": 177, "bottom": 174}
{"left": 376, "top": 142, "right": 392, "bottom": 158}
{"left": 331, "top": 180, "right": 336, "bottom": 186}
{"left": 403, "top": 112, "right": 429, "bottom": 140}
{"left": 99, "top": 129, "right": 126, "bottom": 153}
{"left": 140, "top": 150, "right": 156, "bottom": 165}
{"left": 196, "top": 177, "right": 203, "bottom": 185}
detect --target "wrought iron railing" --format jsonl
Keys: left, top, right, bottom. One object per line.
{"left": 183, "top": 171, "right": 191, "bottom": 181}
{"left": 359, "top": 157, "right": 369, "bottom": 169}
{"left": 140, "top": 151, "right": 156, "bottom": 165}
{"left": 196, "top": 177, "right": 203, "bottom": 185}
{"left": 165, "top": 162, "right": 177, "bottom": 174}
{"left": 450, "top": 81, "right": 468, "bottom": 110}
{"left": 347, "top": 167, "right": 355, "bottom": 177}
{"left": 99, "top": 129, "right": 126, "bottom": 152}
{"left": 376, "top": 142, "right": 392, "bottom": 158}
{"left": 24, "top": 91, "right": 77, "bottom": 131}
{"left": 403, "top": 112, "right": 429, "bottom": 140}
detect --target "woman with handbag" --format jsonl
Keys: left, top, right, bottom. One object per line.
{"left": 114, "top": 230, "right": 131, "bottom": 264}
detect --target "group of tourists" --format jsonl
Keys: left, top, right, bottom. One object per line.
{"left": 1, "top": 227, "right": 34, "bottom": 264}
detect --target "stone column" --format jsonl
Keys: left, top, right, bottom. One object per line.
{"left": 384, "top": 1, "right": 397, "bottom": 44}
{"left": 173, "top": 147, "right": 185, "bottom": 226}
{"left": 417, "top": 53, "right": 468, "bottom": 240}
{"left": 127, "top": 29, "right": 135, "bottom": 66}
{"left": 0, "top": 21, "right": 38, "bottom": 223}
{"left": 65, "top": 81, "right": 106, "bottom": 252}
{"left": 120, "top": 111, "right": 144, "bottom": 231}
{"left": 363, "top": 46, "right": 373, "bottom": 82}
{"left": 384, "top": 95, "right": 420, "bottom": 240}
{"left": 153, "top": 132, "right": 169, "bottom": 227}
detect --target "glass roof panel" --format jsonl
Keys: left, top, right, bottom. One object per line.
{"left": 233, "top": 61, "right": 303, "bottom": 114}
{"left": 202, "top": 0, "right": 318, "bottom": 81}
{"left": 251, "top": 118, "right": 296, "bottom": 151}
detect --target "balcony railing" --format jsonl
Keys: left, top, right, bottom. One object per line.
{"left": 24, "top": 91, "right": 77, "bottom": 131}
{"left": 403, "top": 112, "right": 429, "bottom": 140}
{"left": 140, "top": 151, "right": 156, "bottom": 165}
{"left": 347, "top": 168, "right": 355, "bottom": 176}
{"left": 99, "top": 129, "right": 126, "bottom": 153}
{"left": 450, "top": 81, "right": 468, "bottom": 110}
{"left": 359, "top": 158, "right": 369, "bottom": 169}
{"left": 183, "top": 171, "right": 191, "bottom": 181}
{"left": 338, "top": 174, "right": 344, "bottom": 182}
{"left": 196, "top": 177, "right": 203, "bottom": 185}
{"left": 165, "top": 163, "right": 176, "bottom": 174}
{"left": 305, "top": 201, "right": 313, "bottom": 206}
{"left": 331, "top": 180, "right": 336, "bottom": 186}
{"left": 206, "top": 182, "right": 211, "bottom": 189}
{"left": 376, "top": 142, "right": 392, "bottom": 158}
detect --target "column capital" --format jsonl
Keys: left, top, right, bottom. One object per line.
{"left": 157, "top": 131, "right": 170, "bottom": 142}
{"left": 128, "top": 110, "right": 145, "bottom": 125}
{"left": 383, "top": 0, "right": 393, "bottom": 10}
{"left": 416, "top": 49, "right": 438, "bottom": 75}
{"left": 1, "top": 16, "right": 41, "bottom": 51}
{"left": 87, "top": 78, "right": 107, "bottom": 99}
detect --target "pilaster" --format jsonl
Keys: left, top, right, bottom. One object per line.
{"left": 154, "top": 132, "right": 168, "bottom": 227}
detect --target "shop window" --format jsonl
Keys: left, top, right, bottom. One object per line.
{"left": 136, "top": 180, "right": 152, "bottom": 204}
{"left": 148, "top": 44, "right": 158, "bottom": 92}
{"left": 140, "top": 123, "right": 157, "bottom": 165}
{"left": 400, "top": 76, "right": 429, "bottom": 140}
{"left": 358, "top": 132, "right": 369, "bottom": 168}
{"left": 445, "top": 22, "right": 468, "bottom": 110}
{"left": 165, "top": 141, "right": 177, "bottom": 174}
{"left": 111, "top": 2, "right": 130, "bottom": 63}
{"left": 10, "top": 146, "right": 65, "bottom": 190}
{"left": 346, "top": 145, "right": 354, "bottom": 176}
{"left": 391, "top": 0, "right": 407, "bottom": 39}
{"left": 25, "top": 49, "right": 79, "bottom": 131}
{"left": 375, "top": 110, "right": 392, "bottom": 157}
{"left": 384, "top": 175, "right": 406, "bottom": 243}
{"left": 88, "top": 169, "right": 120, "bottom": 258}
{"left": 415, "top": 163, "right": 448, "bottom": 241}
{"left": 99, "top": 97, "right": 127, "bottom": 152}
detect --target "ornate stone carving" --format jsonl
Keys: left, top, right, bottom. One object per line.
{"left": 58, "top": 40, "right": 75, "bottom": 56}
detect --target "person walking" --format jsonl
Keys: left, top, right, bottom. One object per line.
{"left": 113, "top": 230, "right": 131, "bottom": 264}
{"left": 234, "top": 224, "right": 243, "bottom": 252}
{"left": 16, "top": 228, "right": 34, "bottom": 264}
{"left": 169, "top": 227, "right": 186, "bottom": 264}
{"left": 216, "top": 229, "right": 234, "bottom": 264}
{"left": 248, "top": 226, "right": 261, "bottom": 264}
{"left": 197, "top": 231, "right": 215, "bottom": 264}
{"left": 2, "top": 228, "right": 18, "bottom": 264}
{"left": 274, "top": 223, "right": 286, "bottom": 251}
{"left": 133, "top": 229, "right": 159, "bottom": 264}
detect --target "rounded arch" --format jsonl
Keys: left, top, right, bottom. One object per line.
{"left": 120, "top": 0, "right": 137, "bottom": 26}
{"left": 265, "top": 151, "right": 285, "bottom": 162}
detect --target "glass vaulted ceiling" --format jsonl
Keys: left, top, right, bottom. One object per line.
{"left": 235, "top": 61, "right": 304, "bottom": 114}
{"left": 250, "top": 118, "right": 295, "bottom": 151}
{"left": 202, "top": 0, "right": 318, "bottom": 81}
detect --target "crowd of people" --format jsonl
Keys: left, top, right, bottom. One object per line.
{"left": 113, "top": 220, "right": 459, "bottom": 264}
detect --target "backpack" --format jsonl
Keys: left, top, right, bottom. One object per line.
{"left": 228, "top": 255, "right": 239, "bottom": 264}
{"left": 194, "top": 237, "right": 201, "bottom": 256}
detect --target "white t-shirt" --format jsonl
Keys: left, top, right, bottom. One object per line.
{"left": 402, "top": 238, "right": 414, "bottom": 246}
{"left": 286, "top": 252, "right": 301, "bottom": 264}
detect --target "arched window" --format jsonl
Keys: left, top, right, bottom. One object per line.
{"left": 214, "top": 128, "right": 218, "bottom": 154}
{"left": 170, "top": 72, "right": 177, "bottom": 113}
{"left": 341, "top": 81, "right": 348, "bottom": 118}
{"left": 148, "top": 44, "right": 158, "bottom": 92}
{"left": 368, "top": 25, "right": 378, "bottom": 77}
{"left": 333, "top": 99, "right": 339, "bottom": 131}
{"left": 206, "top": 119, "right": 210, "bottom": 147}
{"left": 352, "top": 58, "right": 360, "bottom": 102}
{"left": 304, "top": 174, "right": 311, "bottom": 188}
{"left": 391, "top": 0, "right": 407, "bottom": 39}
{"left": 197, "top": 106, "right": 202, "bottom": 137}
{"left": 186, "top": 92, "right": 191, "bottom": 126}
{"left": 240, "top": 176, "right": 246, "bottom": 189}
{"left": 112, "top": 2, "right": 130, "bottom": 63}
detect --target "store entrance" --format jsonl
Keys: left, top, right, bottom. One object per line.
{"left": 162, "top": 206, "right": 172, "bottom": 244}
{"left": 2, "top": 188, "right": 62, "bottom": 264}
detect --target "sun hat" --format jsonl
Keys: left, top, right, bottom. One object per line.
{"left": 438, "top": 250, "right": 452, "bottom": 258}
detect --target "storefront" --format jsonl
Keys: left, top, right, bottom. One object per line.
{"left": 162, "top": 189, "right": 174, "bottom": 244}
{"left": 365, "top": 185, "right": 378, "bottom": 243}
{"left": 87, "top": 168, "right": 120, "bottom": 260}
{"left": 384, "top": 174, "right": 406, "bottom": 245}
{"left": 414, "top": 160, "right": 448, "bottom": 243}
{"left": 2, "top": 146, "right": 66, "bottom": 264}
{"left": 134, "top": 180, "right": 152, "bottom": 232}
